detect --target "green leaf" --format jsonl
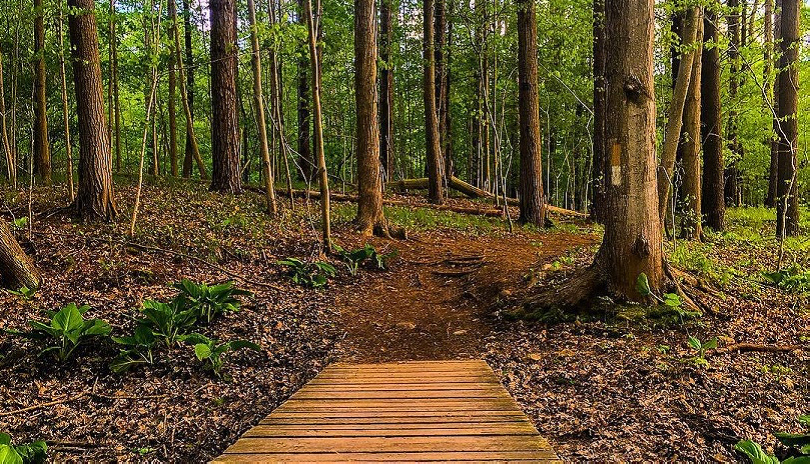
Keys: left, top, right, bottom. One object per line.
{"left": 687, "top": 336, "right": 702, "bottom": 351}
{"left": 702, "top": 337, "right": 718, "bottom": 351}
{"left": 194, "top": 343, "right": 212, "bottom": 361}
{"left": 783, "top": 458, "right": 810, "bottom": 464}
{"left": 52, "top": 304, "right": 84, "bottom": 333}
{"left": 0, "top": 445, "right": 23, "bottom": 464}
{"left": 734, "top": 440, "right": 780, "bottom": 464}
{"left": 227, "top": 340, "right": 261, "bottom": 352}
{"left": 775, "top": 432, "right": 810, "bottom": 449}
{"left": 0, "top": 434, "right": 10, "bottom": 446}
{"left": 636, "top": 273, "right": 651, "bottom": 297}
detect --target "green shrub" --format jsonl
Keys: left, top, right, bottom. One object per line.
{"left": 110, "top": 325, "right": 158, "bottom": 373}
{"left": 0, "top": 433, "right": 47, "bottom": 464}
{"left": 182, "top": 333, "right": 260, "bottom": 378}
{"left": 12, "top": 303, "right": 110, "bottom": 361}
{"left": 172, "top": 279, "right": 251, "bottom": 324}
{"left": 135, "top": 299, "right": 196, "bottom": 348}
{"left": 334, "top": 244, "right": 397, "bottom": 275}
{"left": 277, "top": 258, "right": 336, "bottom": 288}
{"left": 763, "top": 265, "right": 810, "bottom": 293}
{"left": 736, "top": 414, "right": 810, "bottom": 464}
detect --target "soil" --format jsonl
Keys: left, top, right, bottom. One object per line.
{"left": 0, "top": 180, "right": 806, "bottom": 462}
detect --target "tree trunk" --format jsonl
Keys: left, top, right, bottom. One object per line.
{"left": 68, "top": 0, "right": 116, "bottom": 221}
{"left": 168, "top": 1, "right": 178, "bottom": 177}
{"left": 209, "top": 0, "right": 241, "bottom": 193}
{"left": 657, "top": 5, "right": 699, "bottom": 221}
{"left": 591, "top": 0, "right": 606, "bottom": 223}
{"left": 181, "top": 0, "right": 195, "bottom": 178}
{"left": 776, "top": 0, "right": 800, "bottom": 237}
{"left": 297, "top": 0, "right": 313, "bottom": 181}
{"left": 355, "top": 0, "right": 388, "bottom": 236}
{"left": 0, "top": 221, "right": 40, "bottom": 290}
{"left": 110, "top": 0, "right": 122, "bottom": 173}
{"left": 57, "top": 0, "right": 75, "bottom": 201}
{"left": 516, "top": 0, "right": 546, "bottom": 226}
{"left": 597, "top": 0, "right": 664, "bottom": 299}
{"left": 0, "top": 47, "right": 15, "bottom": 188}
{"left": 680, "top": 8, "right": 703, "bottom": 240}
{"left": 725, "top": 0, "right": 742, "bottom": 207}
{"left": 379, "top": 0, "right": 394, "bottom": 181}
{"left": 33, "top": 0, "right": 51, "bottom": 184}
{"left": 701, "top": 3, "right": 725, "bottom": 231}
{"left": 248, "top": 0, "right": 277, "bottom": 213}
{"left": 435, "top": 0, "right": 448, "bottom": 181}
{"left": 423, "top": 0, "right": 444, "bottom": 204}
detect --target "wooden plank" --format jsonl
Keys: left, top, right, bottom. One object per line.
{"left": 223, "top": 436, "right": 553, "bottom": 453}
{"left": 214, "top": 450, "right": 559, "bottom": 462}
{"left": 242, "top": 424, "right": 539, "bottom": 438}
{"left": 290, "top": 389, "right": 510, "bottom": 400}
{"left": 303, "top": 382, "right": 501, "bottom": 389}
{"left": 262, "top": 411, "right": 529, "bottom": 423}
{"left": 251, "top": 422, "right": 536, "bottom": 430}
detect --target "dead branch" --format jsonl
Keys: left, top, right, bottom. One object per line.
{"left": 0, "top": 392, "right": 88, "bottom": 417}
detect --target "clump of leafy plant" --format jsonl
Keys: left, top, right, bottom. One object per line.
{"left": 110, "top": 325, "right": 158, "bottom": 373}
{"left": 635, "top": 273, "right": 702, "bottom": 323}
{"left": 334, "top": 244, "right": 398, "bottom": 275}
{"left": 7, "top": 286, "right": 36, "bottom": 301}
{"left": 12, "top": 303, "right": 111, "bottom": 361}
{"left": 763, "top": 265, "right": 810, "bottom": 293}
{"left": 182, "top": 333, "right": 260, "bottom": 378}
{"left": 277, "top": 258, "right": 336, "bottom": 288}
{"left": 686, "top": 335, "right": 717, "bottom": 367}
{"left": 0, "top": 433, "right": 47, "bottom": 464}
{"left": 135, "top": 299, "right": 196, "bottom": 348}
{"left": 172, "top": 279, "right": 251, "bottom": 324}
{"left": 736, "top": 414, "right": 810, "bottom": 463}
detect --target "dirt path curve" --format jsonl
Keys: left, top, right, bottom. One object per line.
{"left": 334, "top": 229, "right": 598, "bottom": 363}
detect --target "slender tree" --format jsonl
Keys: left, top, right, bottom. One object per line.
{"left": 0, "top": 47, "right": 14, "bottom": 188}
{"left": 33, "top": 0, "right": 51, "bottom": 184}
{"left": 355, "top": 0, "right": 388, "bottom": 236}
{"left": 516, "top": 0, "right": 545, "bottom": 226}
{"left": 680, "top": 8, "right": 703, "bottom": 240}
{"left": 181, "top": 0, "right": 196, "bottom": 177}
{"left": 168, "top": 0, "right": 178, "bottom": 177}
{"left": 110, "top": 0, "right": 122, "bottom": 173}
{"left": 248, "top": 0, "right": 277, "bottom": 213}
{"left": 725, "top": 0, "right": 742, "bottom": 206}
{"left": 701, "top": 2, "right": 724, "bottom": 231}
{"left": 765, "top": 0, "right": 779, "bottom": 207}
{"left": 209, "top": 0, "right": 241, "bottom": 193}
{"left": 297, "top": 0, "right": 313, "bottom": 181}
{"left": 776, "top": 0, "right": 800, "bottom": 237}
{"left": 591, "top": 0, "right": 606, "bottom": 222}
{"left": 68, "top": 0, "right": 116, "bottom": 220}
{"left": 423, "top": 0, "right": 444, "bottom": 204}
{"left": 379, "top": 0, "right": 394, "bottom": 181}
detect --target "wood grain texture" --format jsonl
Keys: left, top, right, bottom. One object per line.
{"left": 213, "top": 360, "right": 559, "bottom": 462}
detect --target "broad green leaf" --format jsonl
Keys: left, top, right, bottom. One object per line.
{"left": 734, "top": 440, "right": 780, "bottom": 464}
{"left": 0, "top": 434, "right": 10, "bottom": 446}
{"left": 687, "top": 336, "right": 702, "bottom": 351}
{"left": 775, "top": 432, "right": 810, "bottom": 449}
{"left": 194, "top": 343, "right": 212, "bottom": 361}
{"left": 52, "top": 304, "right": 83, "bottom": 333}
{"left": 702, "top": 337, "right": 718, "bottom": 350}
{"left": 635, "top": 273, "right": 651, "bottom": 296}
{"left": 0, "top": 445, "right": 23, "bottom": 464}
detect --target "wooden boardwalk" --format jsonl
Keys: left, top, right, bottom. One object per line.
{"left": 214, "top": 360, "right": 559, "bottom": 462}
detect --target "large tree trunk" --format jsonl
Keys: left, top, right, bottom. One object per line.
{"left": 591, "top": 0, "right": 606, "bottom": 223}
{"left": 248, "top": 0, "right": 276, "bottom": 213}
{"left": 701, "top": 3, "right": 725, "bottom": 231}
{"left": 765, "top": 0, "right": 779, "bottom": 208}
{"left": 68, "top": 0, "right": 116, "bottom": 221}
{"left": 33, "top": 0, "right": 51, "bottom": 184}
{"left": 0, "top": 221, "right": 40, "bottom": 290}
{"left": 516, "top": 0, "right": 546, "bottom": 226}
{"left": 379, "top": 0, "right": 394, "bottom": 181}
{"left": 423, "top": 0, "right": 444, "bottom": 204}
{"left": 657, "top": 5, "right": 699, "bottom": 221}
{"left": 435, "top": 0, "right": 448, "bottom": 181}
{"left": 209, "top": 0, "right": 241, "bottom": 193}
{"left": 680, "top": 8, "right": 703, "bottom": 240}
{"left": 776, "top": 0, "right": 800, "bottom": 237}
{"left": 354, "top": 0, "right": 388, "bottom": 236}
{"left": 597, "top": 0, "right": 664, "bottom": 299}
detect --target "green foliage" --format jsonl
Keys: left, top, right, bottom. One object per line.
{"left": 636, "top": 273, "right": 652, "bottom": 297}
{"left": 686, "top": 336, "right": 717, "bottom": 366}
{"left": 7, "top": 286, "right": 36, "bottom": 301}
{"left": 172, "top": 279, "right": 251, "bottom": 324}
{"left": 277, "top": 258, "right": 336, "bottom": 288}
{"left": 334, "top": 244, "right": 398, "bottom": 275}
{"left": 10, "top": 217, "right": 27, "bottom": 230}
{"left": 182, "top": 333, "right": 260, "bottom": 378}
{"left": 736, "top": 415, "right": 810, "bottom": 464}
{"left": 763, "top": 265, "right": 810, "bottom": 294}
{"left": 135, "top": 299, "right": 195, "bottom": 348}
{"left": 15, "top": 303, "right": 111, "bottom": 361}
{"left": 0, "top": 433, "right": 47, "bottom": 464}
{"left": 110, "top": 325, "right": 157, "bottom": 373}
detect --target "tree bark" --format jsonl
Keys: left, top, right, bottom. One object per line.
{"left": 597, "top": 0, "right": 664, "bottom": 299}
{"left": 33, "top": 0, "right": 51, "bottom": 184}
{"left": 110, "top": 0, "right": 122, "bottom": 173}
{"left": 57, "top": 0, "right": 75, "bottom": 201}
{"left": 209, "top": 0, "right": 241, "bottom": 193}
{"left": 181, "top": 0, "right": 195, "bottom": 178}
{"left": 355, "top": 0, "right": 388, "bottom": 236}
{"left": 680, "top": 8, "right": 703, "bottom": 240}
{"left": 423, "top": 0, "right": 444, "bottom": 204}
{"left": 297, "top": 0, "right": 313, "bottom": 181}
{"left": 516, "top": 0, "right": 546, "bottom": 226}
{"left": 701, "top": 3, "right": 725, "bottom": 231}
{"left": 68, "top": 0, "right": 116, "bottom": 221}
{"left": 248, "top": 0, "right": 277, "bottom": 213}
{"left": 0, "top": 221, "right": 40, "bottom": 290}
{"left": 379, "top": 0, "right": 394, "bottom": 182}
{"left": 725, "top": 0, "right": 742, "bottom": 207}
{"left": 776, "top": 0, "right": 800, "bottom": 237}
{"left": 0, "top": 47, "right": 15, "bottom": 188}
{"left": 765, "top": 0, "right": 779, "bottom": 208}
{"left": 657, "top": 5, "right": 699, "bottom": 221}
{"left": 168, "top": 0, "right": 178, "bottom": 177}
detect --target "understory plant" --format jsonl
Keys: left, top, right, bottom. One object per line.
{"left": 135, "top": 299, "right": 195, "bottom": 348}
{"left": 0, "top": 433, "right": 47, "bottom": 464}
{"left": 334, "top": 244, "right": 397, "bottom": 275}
{"left": 13, "top": 303, "right": 111, "bottom": 361}
{"left": 686, "top": 336, "right": 717, "bottom": 367}
{"left": 736, "top": 414, "right": 810, "bottom": 463}
{"left": 182, "top": 333, "right": 260, "bottom": 378}
{"left": 277, "top": 258, "right": 336, "bottom": 288}
{"left": 763, "top": 265, "right": 810, "bottom": 294}
{"left": 110, "top": 325, "right": 158, "bottom": 373}
{"left": 172, "top": 279, "right": 251, "bottom": 324}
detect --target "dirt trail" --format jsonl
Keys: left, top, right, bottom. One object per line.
{"left": 334, "top": 229, "right": 598, "bottom": 362}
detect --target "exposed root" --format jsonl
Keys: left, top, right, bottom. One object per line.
{"left": 710, "top": 343, "right": 803, "bottom": 356}
{"left": 520, "top": 265, "right": 604, "bottom": 313}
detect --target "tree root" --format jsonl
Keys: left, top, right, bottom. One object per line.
{"left": 709, "top": 343, "right": 803, "bottom": 356}
{"left": 520, "top": 265, "right": 604, "bottom": 313}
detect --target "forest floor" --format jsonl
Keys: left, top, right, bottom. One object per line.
{"left": 0, "top": 178, "right": 807, "bottom": 462}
